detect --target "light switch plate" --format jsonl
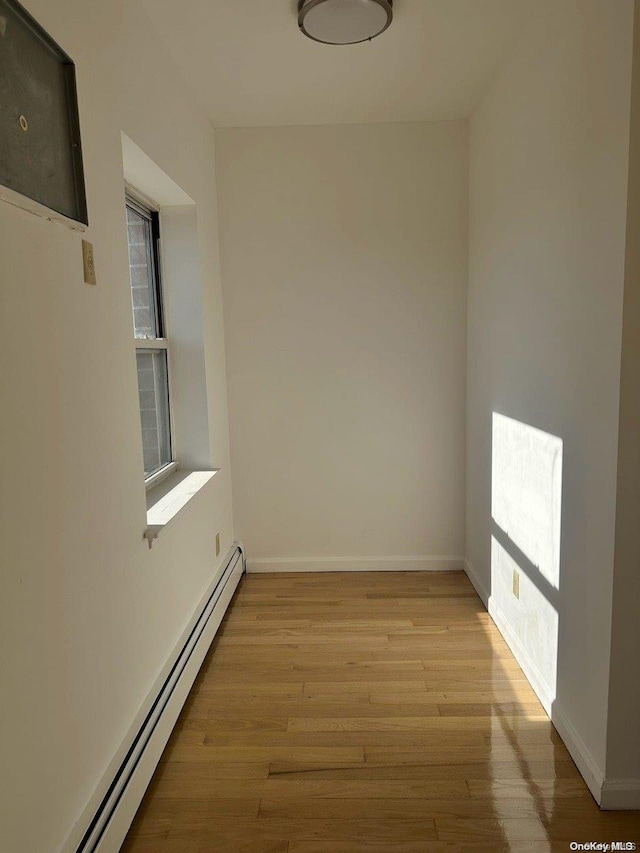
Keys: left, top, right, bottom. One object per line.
{"left": 82, "top": 239, "right": 96, "bottom": 285}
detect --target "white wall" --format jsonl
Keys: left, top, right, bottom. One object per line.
{"left": 0, "top": 1, "right": 233, "bottom": 850}
{"left": 215, "top": 122, "right": 468, "bottom": 568}
{"left": 606, "top": 0, "right": 640, "bottom": 796}
{"left": 466, "top": 0, "right": 634, "bottom": 794}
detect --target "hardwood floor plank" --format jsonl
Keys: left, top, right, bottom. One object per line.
{"left": 370, "top": 687, "right": 541, "bottom": 704}
{"left": 216, "top": 634, "right": 390, "bottom": 647}
{"left": 168, "top": 745, "right": 366, "bottom": 763}
{"left": 287, "top": 842, "right": 520, "bottom": 853}
{"left": 267, "top": 759, "right": 580, "bottom": 781}
{"left": 439, "top": 702, "right": 547, "bottom": 717}
{"left": 201, "top": 731, "right": 490, "bottom": 748}
{"left": 259, "top": 796, "right": 604, "bottom": 820}
{"left": 195, "top": 842, "right": 288, "bottom": 853}
{"left": 287, "top": 716, "right": 558, "bottom": 734}
{"left": 258, "top": 798, "right": 461, "bottom": 820}
{"left": 193, "top": 682, "right": 305, "bottom": 696}
{"left": 154, "top": 818, "right": 439, "bottom": 844}
{"left": 435, "top": 815, "right": 640, "bottom": 842}
{"left": 365, "top": 744, "right": 569, "bottom": 764}
{"left": 122, "top": 838, "right": 199, "bottom": 853}
{"left": 191, "top": 699, "right": 431, "bottom": 718}
{"left": 131, "top": 799, "right": 260, "bottom": 824}
{"left": 434, "top": 818, "right": 550, "bottom": 842}
{"left": 467, "top": 779, "right": 593, "bottom": 799}
{"left": 197, "top": 715, "right": 290, "bottom": 732}
{"left": 303, "top": 680, "right": 429, "bottom": 695}
{"left": 150, "top": 777, "right": 468, "bottom": 801}
{"left": 156, "top": 759, "right": 271, "bottom": 778}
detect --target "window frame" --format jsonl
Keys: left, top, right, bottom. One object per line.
{"left": 125, "top": 188, "right": 177, "bottom": 489}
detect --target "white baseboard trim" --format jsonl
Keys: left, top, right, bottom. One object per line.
{"left": 489, "top": 595, "right": 605, "bottom": 804}
{"left": 62, "top": 544, "right": 245, "bottom": 853}
{"left": 548, "top": 698, "right": 605, "bottom": 805}
{"left": 463, "top": 558, "right": 607, "bottom": 806}
{"left": 600, "top": 778, "right": 640, "bottom": 810}
{"left": 462, "top": 557, "right": 489, "bottom": 607}
{"left": 247, "top": 555, "right": 465, "bottom": 573}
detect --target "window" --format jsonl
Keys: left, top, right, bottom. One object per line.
{"left": 126, "top": 192, "right": 174, "bottom": 483}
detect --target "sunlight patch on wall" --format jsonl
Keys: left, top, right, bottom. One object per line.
{"left": 492, "top": 413, "right": 563, "bottom": 588}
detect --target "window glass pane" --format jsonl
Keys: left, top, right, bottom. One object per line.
{"left": 127, "top": 205, "right": 158, "bottom": 339}
{"left": 136, "top": 349, "right": 172, "bottom": 477}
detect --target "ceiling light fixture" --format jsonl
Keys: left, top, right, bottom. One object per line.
{"left": 298, "top": 0, "right": 393, "bottom": 45}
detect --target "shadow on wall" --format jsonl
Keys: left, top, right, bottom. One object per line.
{"left": 490, "top": 412, "right": 563, "bottom": 709}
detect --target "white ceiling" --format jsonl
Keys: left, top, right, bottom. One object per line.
{"left": 140, "top": 1, "right": 527, "bottom": 127}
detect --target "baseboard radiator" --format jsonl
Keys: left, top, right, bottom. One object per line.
{"left": 74, "top": 543, "right": 245, "bottom": 853}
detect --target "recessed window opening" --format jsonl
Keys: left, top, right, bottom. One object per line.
{"left": 125, "top": 190, "right": 175, "bottom": 484}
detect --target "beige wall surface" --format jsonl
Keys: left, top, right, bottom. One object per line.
{"left": 466, "top": 0, "right": 634, "bottom": 784}
{"left": 216, "top": 122, "right": 468, "bottom": 565}
{"left": 607, "top": 0, "right": 640, "bottom": 789}
{"left": 0, "top": 1, "right": 233, "bottom": 850}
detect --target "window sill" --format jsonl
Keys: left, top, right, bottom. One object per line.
{"left": 144, "top": 469, "right": 219, "bottom": 549}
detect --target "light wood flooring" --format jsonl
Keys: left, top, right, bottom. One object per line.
{"left": 123, "top": 571, "right": 640, "bottom": 852}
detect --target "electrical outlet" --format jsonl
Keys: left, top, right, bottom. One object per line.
{"left": 82, "top": 239, "right": 96, "bottom": 285}
{"left": 512, "top": 569, "right": 520, "bottom": 599}
{"left": 215, "top": 532, "right": 220, "bottom": 556}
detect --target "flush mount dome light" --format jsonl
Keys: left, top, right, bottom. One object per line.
{"left": 298, "top": 0, "right": 393, "bottom": 45}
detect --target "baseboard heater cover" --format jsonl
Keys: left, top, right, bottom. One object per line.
{"left": 75, "top": 543, "right": 245, "bottom": 853}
